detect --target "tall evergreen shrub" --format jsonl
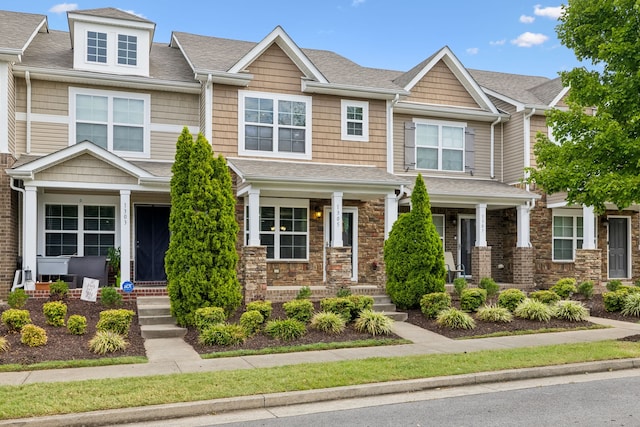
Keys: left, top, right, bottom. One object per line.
{"left": 384, "top": 174, "right": 446, "bottom": 308}
{"left": 165, "top": 128, "right": 242, "bottom": 326}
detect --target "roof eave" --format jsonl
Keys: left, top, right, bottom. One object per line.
{"left": 394, "top": 101, "right": 509, "bottom": 122}
{"left": 302, "top": 80, "right": 407, "bottom": 100}
{"left": 194, "top": 70, "right": 253, "bottom": 87}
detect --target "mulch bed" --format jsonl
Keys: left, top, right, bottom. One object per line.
{"left": 0, "top": 298, "right": 146, "bottom": 366}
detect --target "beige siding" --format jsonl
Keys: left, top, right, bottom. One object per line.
{"left": 29, "top": 122, "right": 68, "bottom": 154}
{"left": 36, "top": 154, "right": 138, "bottom": 184}
{"left": 8, "top": 64, "right": 16, "bottom": 154}
{"left": 151, "top": 92, "right": 199, "bottom": 125}
{"left": 200, "top": 84, "right": 206, "bottom": 134}
{"left": 490, "top": 96, "right": 526, "bottom": 184}
{"left": 547, "top": 191, "right": 568, "bottom": 206}
{"left": 150, "top": 131, "right": 179, "bottom": 161}
{"left": 393, "top": 113, "right": 494, "bottom": 179}
{"left": 556, "top": 93, "right": 568, "bottom": 108}
{"left": 15, "top": 121, "right": 26, "bottom": 154}
{"left": 211, "top": 85, "right": 239, "bottom": 158}
{"left": 405, "top": 60, "right": 480, "bottom": 109}
{"left": 245, "top": 44, "right": 304, "bottom": 95}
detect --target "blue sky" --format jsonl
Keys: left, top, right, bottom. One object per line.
{"left": 5, "top": 1, "right": 584, "bottom": 78}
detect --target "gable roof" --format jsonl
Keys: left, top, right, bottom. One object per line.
{"left": 0, "top": 10, "right": 47, "bottom": 61}
{"left": 69, "top": 7, "right": 154, "bottom": 24}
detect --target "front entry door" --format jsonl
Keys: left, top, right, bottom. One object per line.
{"left": 324, "top": 208, "right": 358, "bottom": 281}
{"left": 608, "top": 217, "right": 629, "bottom": 279}
{"left": 459, "top": 216, "right": 476, "bottom": 277}
{"left": 135, "top": 206, "right": 170, "bottom": 282}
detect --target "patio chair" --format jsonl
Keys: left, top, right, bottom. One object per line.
{"left": 444, "top": 251, "right": 465, "bottom": 283}
{"left": 66, "top": 256, "right": 108, "bottom": 289}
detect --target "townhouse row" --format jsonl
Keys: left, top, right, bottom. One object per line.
{"left": 0, "top": 7, "right": 628, "bottom": 301}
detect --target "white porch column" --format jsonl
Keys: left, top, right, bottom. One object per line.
{"left": 331, "top": 191, "right": 343, "bottom": 247}
{"left": 24, "top": 186, "right": 37, "bottom": 278}
{"left": 384, "top": 192, "right": 398, "bottom": 240}
{"left": 0, "top": 62, "right": 9, "bottom": 153}
{"left": 475, "top": 203, "right": 487, "bottom": 247}
{"left": 516, "top": 204, "right": 531, "bottom": 247}
{"left": 119, "top": 190, "right": 131, "bottom": 286}
{"left": 582, "top": 205, "right": 596, "bottom": 249}
{"left": 247, "top": 188, "right": 261, "bottom": 246}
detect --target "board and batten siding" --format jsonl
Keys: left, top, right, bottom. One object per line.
{"left": 393, "top": 113, "right": 494, "bottom": 179}
{"left": 404, "top": 60, "right": 481, "bottom": 109}
{"left": 489, "top": 97, "right": 525, "bottom": 185}
{"left": 35, "top": 153, "right": 138, "bottom": 185}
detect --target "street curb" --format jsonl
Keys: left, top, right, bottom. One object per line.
{"left": 3, "top": 358, "right": 640, "bottom": 427}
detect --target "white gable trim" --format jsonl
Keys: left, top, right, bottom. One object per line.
{"left": 7, "top": 141, "right": 154, "bottom": 181}
{"left": 482, "top": 87, "right": 526, "bottom": 111}
{"left": 550, "top": 86, "right": 570, "bottom": 108}
{"left": 403, "top": 46, "right": 498, "bottom": 114}
{"left": 229, "top": 26, "right": 328, "bottom": 84}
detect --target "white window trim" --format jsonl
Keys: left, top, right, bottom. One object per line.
{"left": 69, "top": 87, "right": 151, "bottom": 158}
{"left": 86, "top": 30, "right": 107, "bottom": 65}
{"left": 432, "top": 214, "right": 445, "bottom": 245}
{"left": 341, "top": 99, "right": 369, "bottom": 142}
{"left": 238, "top": 90, "right": 312, "bottom": 160}
{"left": 39, "top": 194, "right": 120, "bottom": 257}
{"left": 552, "top": 208, "right": 584, "bottom": 262}
{"left": 245, "top": 197, "right": 309, "bottom": 261}
{"left": 117, "top": 34, "right": 138, "bottom": 67}
{"left": 414, "top": 118, "right": 467, "bottom": 172}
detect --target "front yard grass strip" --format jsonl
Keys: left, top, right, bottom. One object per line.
{"left": 0, "top": 356, "right": 147, "bottom": 373}
{"left": 1, "top": 340, "right": 639, "bottom": 419}
{"left": 201, "top": 338, "right": 411, "bottom": 359}
{"left": 459, "top": 324, "right": 609, "bottom": 340}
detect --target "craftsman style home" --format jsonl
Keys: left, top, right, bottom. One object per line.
{"left": 0, "top": 7, "right": 619, "bottom": 302}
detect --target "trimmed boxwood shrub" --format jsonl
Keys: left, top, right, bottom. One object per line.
{"left": 460, "top": 288, "right": 487, "bottom": 312}
{"left": 198, "top": 324, "right": 246, "bottom": 346}
{"left": 419, "top": 292, "right": 451, "bottom": 319}
{"left": 320, "top": 297, "right": 355, "bottom": 322}
{"left": 245, "top": 300, "right": 272, "bottom": 321}
{"left": 478, "top": 277, "right": 499, "bottom": 298}
{"left": 283, "top": 299, "right": 314, "bottom": 323}
{"left": 497, "top": 288, "right": 526, "bottom": 312}
{"left": 67, "top": 314, "right": 87, "bottom": 335}
{"left": 606, "top": 279, "right": 623, "bottom": 292}
{"left": 100, "top": 287, "right": 123, "bottom": 307}
{"left": 43, "top": 301, "right": 67, "bottom": 327}
{"left": 194, "top": 306, "right": 226, "bottom": 332}
{"left": 577, "top": 280, "right": 594, "bottom": 299}
{"left": 1, "top": 309, "right": 31, "bottom": 331}
{"left": 7, "top": 289, "right": 28, "bottom": 309}
{"left": 529, "top": 290, "right": 561, "bottom": 305}
{"left": 603, "top": 288, "right": 633, "bottom": 312}
{"left": 21, "top": 324, "right": 47, "bottom": 347}
{"left": 550, "top": 278, "right": 577, "bottom": 299}
{"left": 96, "top": 309, "right": 135, "bottom": 335}
{"left": 49, "top": 279, "right": 69, "bottom": 300}
{"left": 239, "top": 310, "right": 264, "bottom": 335}
{"left": 347, "top": 295, "right": 374, "bottom": 319}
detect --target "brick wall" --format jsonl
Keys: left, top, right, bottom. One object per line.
{"left": 0, "top": 155, "right": 17, "bottom": 300}
{"left": 471, "top": 246, "right": 492, "bottom": 285}
{"left": 512, "top": 247, "right": 534, "bottom": 287}
{"left": 575, "top": 249, "right": 602, "bottom": 286}
{"left": 242, "top": 246, "right": 267, "bottom": 303}
{"left": 25, "top": 286, "right": 168, "bottom": 301}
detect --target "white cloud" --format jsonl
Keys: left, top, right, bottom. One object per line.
{"left": 352, "top": 0, "right": 365, "bottom": 6}
{"left": 466, "top": 47, "right": 479, "bottom": 55}
{"left": 511, "top": 32, "right": 549, "bottom": 47}
{"left": 520, "top": 15, "right": 535, "bottom": 23}
{"left": 49, "top": 3, "right": 78, "bottom": 13}
{"left": 490, "top": 39, "right": 506, "bottom": 46}
{"left": 534, "top": 4, "right": 563, "bottom": 19}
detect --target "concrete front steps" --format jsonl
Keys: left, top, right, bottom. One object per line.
{"left": 137, "top": 296, "right": 187, "bottom": 339}
{"left": 372, "top": 295, "right": 408, "bottom": 322}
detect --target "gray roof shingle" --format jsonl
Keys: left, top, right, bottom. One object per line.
{"left": 70, "top": 7, "right": 154, "bottom": 24}
{"left": 469, "top": 69, "right": 564, "bottom": 106}
{"left": 0, "top": 10, "right": 46, "bottom": 52}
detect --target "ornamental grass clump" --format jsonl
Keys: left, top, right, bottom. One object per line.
{"left": 43, "top": 301, "right": 67, "bottom": 327}
{"left": 1, "top": 309, "right": 31, "bottom": 332}
{"left": 550, "top": 278, "right": 577, "bottom": 299}
{"left": 198, "top": 324, "right": 246, "bottom": 346}
{"left": 436, "top": 308, "right": 476, "bottom": 330}
{"left": 529, "top": 290, "right": 561, "bottom": 305}
{"left": 419, "top": 292, "right": 451, "bottom": 319}
{"left": 264, "top": 319, "right": 306, "bottom": 341}
{"left": 310, "top": 311, "right": 346, "bottom": 334}
{"left": 194, "top": 307, "right": 226, "bottom": 332}
{"left": 460, "top": 288, "right": 487, "bottom": 312}
{"left": 283, "top": 299, "right": 314, "bottom": 323}
{"left": 354, "top": 310, "right": 394, "bottom": 336}
{"left": 20, "top": 324, "right": 47, "bottom": 347}
{"left": 347, "top": 295, "right": 374, "bottom": 319}
{"left": 245, "top": 300, "right": 272, "bottom": 321}
{"left": 67, "top": 314, "right": 87, "bottom": 335}
{"left": 514, "top": 298, "right": 553, "bottom": 322}
{"left": 0, "top": 337, "right": 9, "bottom": 353}
{"left": 89, "top": 330, "right": 129, "bottom": 354}
{"left": 553, "top": 300, "right": 589, "bottom": 321}
{"left": 497, "top": 288, "right": 526, "bottom": 312}
{"left": 621, "top": 293, "right": 640, "bottom": 317}
{"left": 239, "top": 310, "right": 264, "bottom": 335}
{"left": 476, "top": 305, "right": 513, "bottom": 323}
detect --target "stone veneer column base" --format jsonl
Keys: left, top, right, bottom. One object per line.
{"left": 471, "top": 246, "right": 492, "bottom": 285}
{"left": 512, "top": 247, "right": 534, "bottom": 287}
{"left": 326, "top": 247, "right": 352, "bottom": 290}
{"left": 241, "top": 246, "right": 267, "bottom": 303}
{"left": 575, "top": 249, "right": 602, "bottom": 286}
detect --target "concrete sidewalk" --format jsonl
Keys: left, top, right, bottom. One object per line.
{"left": 2, "top": 316, "right": 640, "bottom": 426}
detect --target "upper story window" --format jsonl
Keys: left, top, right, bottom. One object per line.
{"left": 239, "top": 91, "right": 312, "bottom": 160}
{"left": 416, "top": 120, "right": 465, "bottom": 171}
{"left": 70, "top": 87, "right": 150, "bottom": 158}
{"left": 552, "top": 212, "right": 584, "bottom": 261}
{"left": 117, "top": 34, "right": 137, "bottom": 66}
{"left": 87, "top": 31, "right": 107, "bottom": 63}
{"left": 341, "top": 100, "right": 369, "bottom": 142}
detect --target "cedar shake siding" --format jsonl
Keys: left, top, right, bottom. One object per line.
{"left": 35, "top": 154, "right": 139, "bottom": 185}
{"left": 405, "top": 60, "right": 481, "bottom": 109}
{"left": 529, "top": 114, "right": 548, "bottom": 170}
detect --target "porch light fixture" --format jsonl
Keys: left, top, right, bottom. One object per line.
{"left": 314, "top": 206, "right": 322, "bottom": 219}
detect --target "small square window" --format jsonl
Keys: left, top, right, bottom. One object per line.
{"left": 341, "top": 100, "right": 369, "bottom": 142}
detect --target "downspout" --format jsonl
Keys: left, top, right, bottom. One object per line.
{"left": 523, "top": 108, "right": 536, "bottom": 191}
{"left": 386, "top": 93, "right": 400, "bottom": 174}
{"left": 490, "top": 116, "right": 502, "bottom": 179}
{"left": 25, "top": 71, "right": 31, "bottom": 154}
{"left": 204, "top": 74, "right": 213, "bottom": 144}
{"left": 9, "top": 178, "right": 25, "bottom": 286}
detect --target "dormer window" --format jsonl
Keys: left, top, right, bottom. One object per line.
{"left": 117, "top": 34, "right": 137, "bottom": 66}
{"left": 87, "top": 31, "right": 107, "bottom": 63}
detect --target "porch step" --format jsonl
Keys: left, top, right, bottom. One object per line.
{"left": 371, "top": 295, "right": 408, "bottom": 322}
{"left": 136, "top": 296, "right": 187, "bottom": 339}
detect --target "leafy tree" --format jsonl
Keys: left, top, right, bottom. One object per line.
{"left": 384, "top": 174, "right": 446, "bottom": 309}
{"left": 166, "top": 128, "right": 242, "bottom": 326}
{"left": 527, "top": 0, "right": 640, "bottom": 213}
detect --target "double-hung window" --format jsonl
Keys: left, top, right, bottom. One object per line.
{"left": 341, "top": 100, "right": 369, "bottom": 141}
{"left": 45, "top": 204, "right": 116, "bottom": 256}
{"left": 70, "top": 88, "right": 149, "bottom": 157}
{"left": 245, "top": 200, "right": 309, "bottom": 260}
{"left": 415, "top": 120, "right": 465, "bottom": 171}
{"left": 432, "top": 214, "right": 445, "bottom": 245}
{"left": 552, "top": 212, "right": 583, "bottom": 261}
{"left": 87, "top": 31, "right": 107, "bottom": 63}
{"left": 239, "top": 91, "right": 312, "bottom": 159}
{"left": 117, "top": 34, "right": 137, "bottom": 66}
